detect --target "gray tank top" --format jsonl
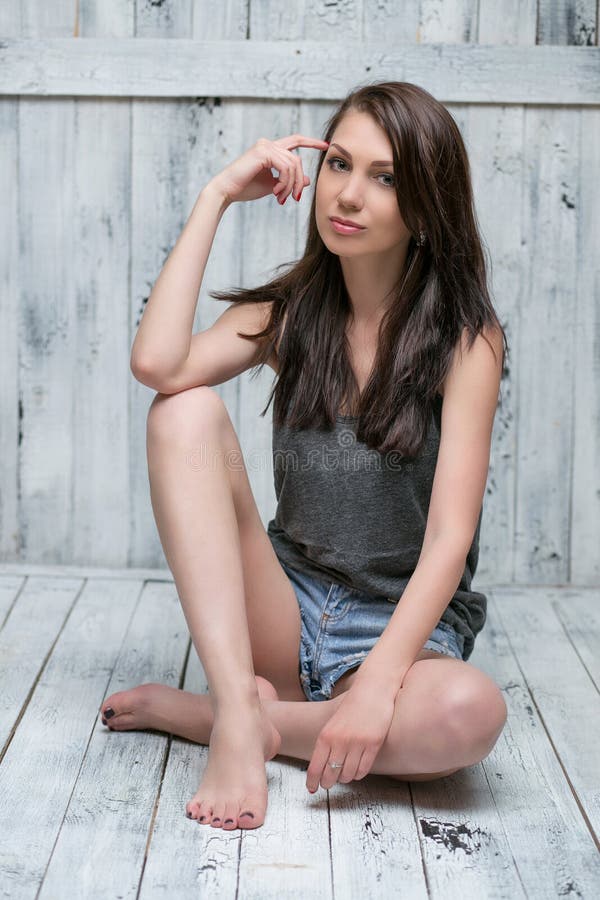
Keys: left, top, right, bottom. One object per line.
{"left": 266, "top": 394, "right": 486, "bottom": 661}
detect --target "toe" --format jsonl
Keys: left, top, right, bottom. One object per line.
{"left": 210, "top": 802, "right": 227, "bottom": 827}
{"left": 222, "top": 806, "right": 238, "bottom": 830}
{"left": 104, "top": 712, "right": 135, "bottom": 731}
{"left": 187, "top": 800, "right": 202, "bottom": 821}
{"left": 101, "top": 690, "right": 125, "bottom": 719}
{"left": 238, "top": 809, "right": 258, "bottom": 829}
{"left": 196, "top": 803, "right": 212, "bottom": 824}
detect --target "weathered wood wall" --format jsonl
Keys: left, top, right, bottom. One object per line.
{"left": 1, "top": 1, "right": 598, "bottom": 588}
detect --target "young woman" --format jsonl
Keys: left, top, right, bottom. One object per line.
{"left": 100, "top": 81, "right": 509, "bottom": 832}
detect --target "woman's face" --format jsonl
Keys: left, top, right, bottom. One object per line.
{"left": 315, "top": 110, "right": 412, "bottom": 257}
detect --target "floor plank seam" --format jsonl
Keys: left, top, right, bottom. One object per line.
{"left": 0, "top": 585, "right": 83, "bottom": 765}
{"left": 492, "top": 593, "right": 600, "bottom": 853}
{"left": 481, "top": 758, "right": 528, "bottom": 895}
{"left": 137, "top": 733, "right": 177, "bottom": 897}
{"left": 551, "top": 598, "right": 600, "bottom": 695}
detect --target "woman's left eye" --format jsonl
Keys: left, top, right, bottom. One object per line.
{"left": 326, "top": 157, "right": 394, "bottom": 187}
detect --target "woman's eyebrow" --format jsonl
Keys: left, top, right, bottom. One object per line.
{"left": 329, "top": 142, "right": 393, "bottom": 166}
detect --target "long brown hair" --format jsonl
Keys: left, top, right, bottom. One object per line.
{"left": 210, "top": 80, "right": 508, "bottom": 457}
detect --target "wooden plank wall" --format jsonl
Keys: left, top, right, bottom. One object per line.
{"left": 0, "top": 1, "right": 598, "bottom": 589}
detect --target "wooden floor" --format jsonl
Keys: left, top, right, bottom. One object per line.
{"left": 0, "top": 564, "right": 598, "bottom": 899}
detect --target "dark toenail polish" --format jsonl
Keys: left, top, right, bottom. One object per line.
{"left": 224, "top": 819, "right": 234, "bottom": 824}
{"left": 186, "top": 811, "right": 192, "bottom": 818}
{"left": 102, "top": 718, "right": 107, "bottom": 725}
{"left": 240, "top": 811, "right": 254, "bottom": 819}
{"left": 212, "top": 818, "right": 221, "bottom": 823}
{"left": 199, "top": 816, "right": 206, "bottom": 822}
{"left": 104, "top": 708, "right": 115, "bottom": 719}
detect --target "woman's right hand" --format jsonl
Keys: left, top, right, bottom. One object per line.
{"left": 207, "top": 134, "right": 330, "bottom": 207}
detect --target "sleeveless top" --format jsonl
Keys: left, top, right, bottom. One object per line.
{"left": 266, "top": 394, "right": 487, "bottom": 661}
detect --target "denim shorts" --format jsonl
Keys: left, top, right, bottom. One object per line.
{"left": 279, "top": 559, "right": 465, "bottom": 702}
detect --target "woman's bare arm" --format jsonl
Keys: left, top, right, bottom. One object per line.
{"left": 130, "top": 181, "right": 230, "bottom": 382}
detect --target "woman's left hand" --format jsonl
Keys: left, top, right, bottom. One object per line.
{"left": 306, "top": 683, "right": 397, "bottom": 792}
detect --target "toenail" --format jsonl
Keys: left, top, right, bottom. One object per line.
{"left": 186, "top": 811, "right": 192, "bottom": 818}
{"left": 212, "top": 818, "right": 221, "bottom": 823}
{"left": 240, "top": 811, "right": 254, "bottom": 819}
{"left": 104, "top": 708, "right": 115, "bottom": 719}
{"left": 102, "top": 718, "right": 107, "bottom": 726}
{"left": 199, "top": 816, "right": 206, "bottom": 822}
{"left": 224, "top": 819, "right": 234, "bottom": 824}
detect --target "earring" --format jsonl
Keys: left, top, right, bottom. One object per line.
{"left": 417, "top": 230, "right": 426, "bottom": 246}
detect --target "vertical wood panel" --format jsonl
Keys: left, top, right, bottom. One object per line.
{"left": 418, "top": 0, "right": 479, "bottom": 41}
{"left": 0, "top": 98, "right": 19, "bottom": 558}
{"left": 18, "top": 97, "right": 77, "bottom": 561}
{"left": 70, "top": 99, "right": 131, "bottom": 564}
{"left": 466, "top": 105, "right": 523, "bottom": 584}
{"left": 537, "top": 0, "right": 597, "bottom": 45}
{"left": 515, "top": 107, "right": 579, "bottom": 583}
{"left": 478, "top": 0, "right": 537, "bottom": 43}
{"left": 571, "top": 108, "right": 600, "bottom": 581}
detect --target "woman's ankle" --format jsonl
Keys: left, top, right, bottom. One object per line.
{"left": 212, "top": 687, "right": 264, "bottom": 718}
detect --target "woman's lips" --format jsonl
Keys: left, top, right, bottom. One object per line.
{"left": 329, "top": 218, "right": 365, "bottom": 234}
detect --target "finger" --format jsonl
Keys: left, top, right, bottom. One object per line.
{"left": 270, "top": 149, "right": 295, "bottom": 203}
{"left": 278, "top": 148, "right": 303, "bottom": 202}
{"left": 338, "top": 749, "right": 364, "bottom": 785}
{"left": 274, "top": 134, "right": 330, "bottom": 153}
{"left": 320, "top": 750, "right": 349, "bottom": 790}
{"left": 354, "top": 746, "right": 376, "bottom": 781}
{"left": 306, "top": 739, "right": 331, "bottom": 793}
{"left": 270, "top": 141, "right": 319, "bottom": 202}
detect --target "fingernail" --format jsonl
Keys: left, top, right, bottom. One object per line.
{"left": 104, "top": 708, "right": 115, "bottom": 719}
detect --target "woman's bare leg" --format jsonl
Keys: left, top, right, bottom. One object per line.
{"left": 145, "top": 389, "right": 281, "bottom": 830}
{"left": 102, "top": 661, "right": 504, "bottom": 799}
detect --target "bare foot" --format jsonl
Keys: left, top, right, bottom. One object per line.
{"left": 188, "top": 702, "right": 279, "bottom": 831}
{"left": 100, "top": 675, "right": 278, "bottom": 734}
{"left": 99, "top": 676, "right": 281, "bottom": 830}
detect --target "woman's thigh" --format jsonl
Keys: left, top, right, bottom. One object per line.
{"left": 149, "top": 386, "right": 307, "bottom": 702}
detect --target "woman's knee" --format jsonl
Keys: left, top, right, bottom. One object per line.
{"left": 147, "top": 385, "right": 227, "bottom": 438}
{"left": 445, "top": 675, "right": 508, "bottom": 754}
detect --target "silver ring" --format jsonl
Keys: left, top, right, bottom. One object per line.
{"left": 329, "top": 761, "right": 344, "bottom": 769}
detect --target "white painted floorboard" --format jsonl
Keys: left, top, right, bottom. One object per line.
{"left": 0, "top": 567, "right": 598, "bottom": 899}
